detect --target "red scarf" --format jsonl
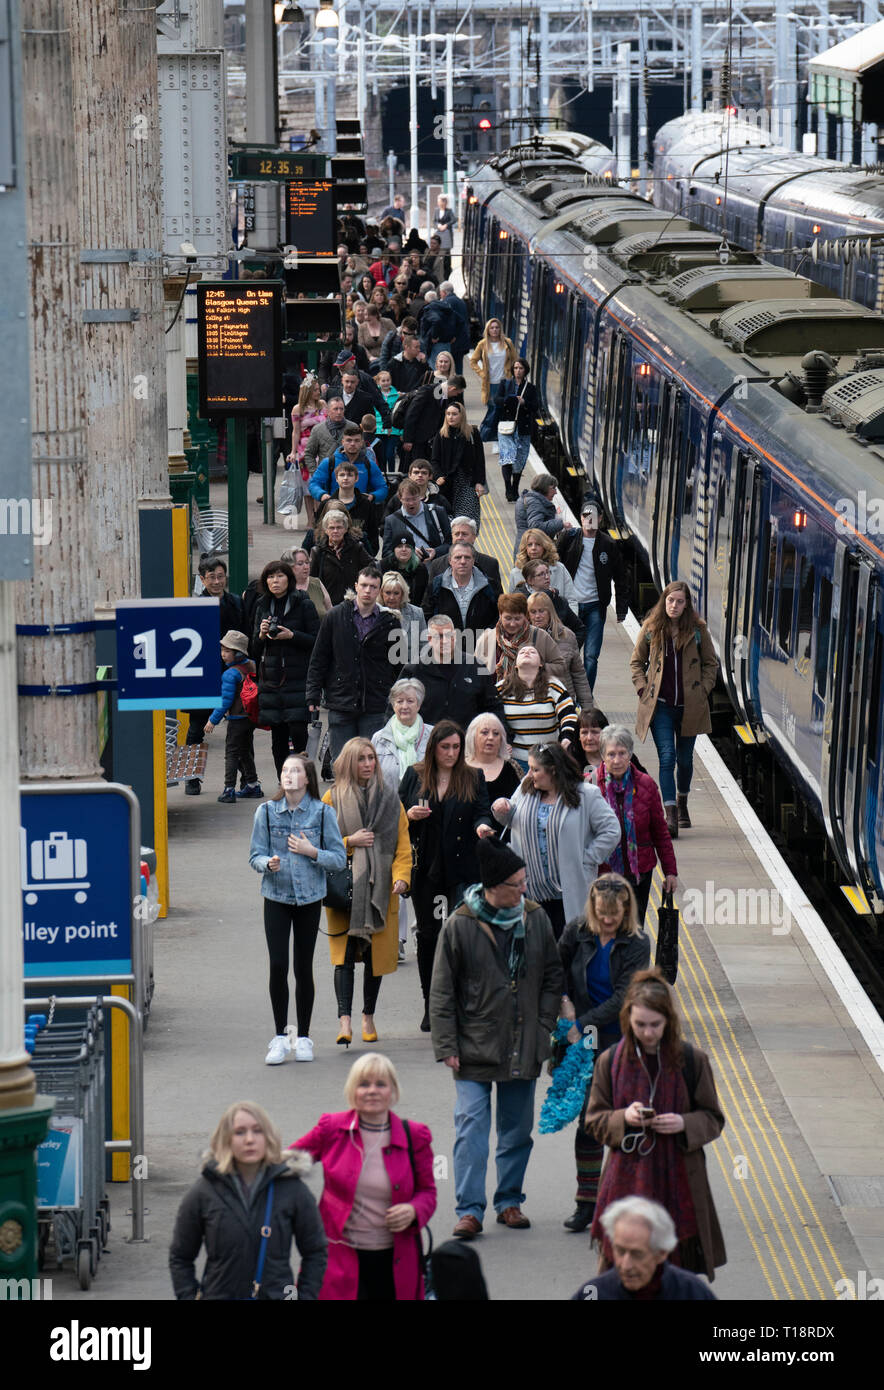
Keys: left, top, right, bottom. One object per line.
{"left": 591, "top": 1039, "right": 697, "bottom": 1264}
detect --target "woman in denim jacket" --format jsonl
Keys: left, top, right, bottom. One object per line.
{"left": 249, "top": 754, "right": 347, "bottom": 1068}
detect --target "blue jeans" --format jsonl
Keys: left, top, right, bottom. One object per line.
{"left": 578, "top": 601, "right": 606, "bottom": 691}
{"left": 479, "top": 383, "right": 506, "bottom": 441}
{"left": 499, "top": 430, "right": 530, "bottom": 476}
{"left": 428, "top": 341, "right": 452, "bottom": 368}
{"left": 650, "top": 701, "right": 696, "bottom": 804}
{"left": 453, "top": 1078, "right": 536, "bottom": 1219}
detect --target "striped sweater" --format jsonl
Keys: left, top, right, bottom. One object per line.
{"left": 498, "top": 677, "right": 578, "bottom": 762}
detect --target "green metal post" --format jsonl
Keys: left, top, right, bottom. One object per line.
{"left": 0, "top": 1098, "right": 54, "bottom": 1287}
{"left": 227, "top": 417, "right": 249, "bottom": 594}
{"left": 262, "top": 420, "right": 275, "bottom": 527}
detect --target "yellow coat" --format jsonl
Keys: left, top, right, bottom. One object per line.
{"left": 469, "top": 333, "right": 517, "bottom": 403}
{"left": 321, "top": 792, "right": 412, "bottom": 976}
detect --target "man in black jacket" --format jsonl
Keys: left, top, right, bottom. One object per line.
{"left": 401, "top": 374, "right": 465, "bottom": 459}
{"left": 398, "top": 616, "right": 510, "bottom": 733}
{"left": 305, "top": 566, "right": 402, "bottom": 761}
{"left": 387, "top": 328, "right": 429, "bottom": 395}
{"left": 557, "top": 500, "right": 628, "bottom": 692}
{"left": 383, "top": 481, "right": 451, "bottom": 560}
{"left": 184, "top": 557, "right": 245, "bottom": 795}
{"left": 326, "top": 364, "right": 392, "bottom": 431}
{"left": 419, "top": 294, "right": 458, "bottom": 365}
{"left": 426, "top": 516, "right": 502, "bottom": 597}
{"left": 422, "top": 544, "right": 500, "bottom": 639}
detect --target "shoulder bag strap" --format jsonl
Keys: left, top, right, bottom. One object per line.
{"left": 250, "top": 1179, "right": 276, "bottom": 1299}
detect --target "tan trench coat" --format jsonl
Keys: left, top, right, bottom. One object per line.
{"left": 629, "top": 618, "right": 718, "bottom": 742}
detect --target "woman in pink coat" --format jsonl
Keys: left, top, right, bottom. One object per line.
{"left": 293, "top": 1053, "right": 436, "bottom": 1300}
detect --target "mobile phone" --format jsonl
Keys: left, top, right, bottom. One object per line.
{"left": 639, "top": 1106, "right": 656, "bottom": 1120}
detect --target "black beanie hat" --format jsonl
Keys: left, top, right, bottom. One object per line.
{"left": 477, "top": 837, "right": 526, "bottom": 889}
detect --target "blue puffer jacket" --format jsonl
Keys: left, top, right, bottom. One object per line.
{"left": 208, "top": 656, "right": 254, "bottom": 725}
{"left": 249, "top": 796, "right": 347, "bottom": 905}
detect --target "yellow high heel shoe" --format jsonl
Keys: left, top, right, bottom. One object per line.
{"left": 362, "top": 1018, "right": 378, "bottom": 1043}
{"left": 336, "top": 1025, "right": 352, "bottom": 1047}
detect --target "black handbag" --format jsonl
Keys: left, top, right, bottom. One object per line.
{"left": 319, "top": 804, "right": 353, "bottom": 913}
{"left": 654, "top": 890, "right": 679, "bottom": 985}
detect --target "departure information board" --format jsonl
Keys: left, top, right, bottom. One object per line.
{"left": 197, "top": 282, "right": 283, "bottom": 416}
{"left": 284, "top": 180, "right": 335, "bottom": 257}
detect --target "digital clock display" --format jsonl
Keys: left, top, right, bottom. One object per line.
{"left": 228, "top": 150, "right": 325, "bottom": 181}
{"left": 197, "top": 283, "right": 283, "bottom": 417}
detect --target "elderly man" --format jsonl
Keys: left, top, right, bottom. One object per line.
{"left": 426, "top": 516, "right": 501, "bottom": 594}
{"left": 423, "top": 542, "right": 499, "bottom": 637}
{"left": 430, "top": 838, "right": 562, "bottom": 1237}
{"left": 303, "top": 396, "right": 359, "bottom": 475}
{"left": 438, "top": 281, "right": 471, "bottom": 372}
{"left": 475, "top": 592, "right": 568, "bottom": 689}
{"left": 571, "top": 1197, "right": 717, "bottom": 1301}
{"left": 399, "top": 616, "right": 509, "bottom": 734}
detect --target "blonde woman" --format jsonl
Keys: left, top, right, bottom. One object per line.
{"left": 169, "top": 1101, "right": 328, "bottom": 1300}
{"left": 430, "top": 399, "right": 486, "bottom": 528}
{"left": 292, "top": 1053, "right": 437, "bottom": 1301}
{"left": 509, "top": 528, "right": 576, "bottom": 605}
{"left": 322, "top": 739, "right": 411, "bottom": 1047}
{"left": 557, "top": 875, "right": 651, "bottom": 1233}
{"left": 378, "top": 570, "right": 426, "bottom": 664}
{"left": 469, "top": 317, "right": 516, "bottom": 441}
{"left": 526, "top": 591, "right": 591, "bottom": 710}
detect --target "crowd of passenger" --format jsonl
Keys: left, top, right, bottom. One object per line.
{"left": 174, "top": 199, "right": 725, "bottom": 1300}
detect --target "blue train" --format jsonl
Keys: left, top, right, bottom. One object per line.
{"left": 464, "top": 136, "right": 884, "bottom": 913}
{"left": 653, "top": 112, "right": 884, "bottom": 312}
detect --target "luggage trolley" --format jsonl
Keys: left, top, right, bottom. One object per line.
{"left": 31, "top": 1008, "right": 109, "bottom": 1289}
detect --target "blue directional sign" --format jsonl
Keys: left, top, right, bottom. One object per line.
{"left": 20, "top": 783, "right": 139, "bottom": 978}
{"left": 115, "top": 598, "right": 223, "bottom": 710}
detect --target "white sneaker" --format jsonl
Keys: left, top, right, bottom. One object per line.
{"left": 294, "top": 1036, "right": 314, "bottom": 1062}
{"left": 265, "top": 1035, "right": 291, "bottom": 1065}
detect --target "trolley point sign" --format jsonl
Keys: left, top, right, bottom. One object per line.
{"left": 20, "top": 783, "right": 140, "bottom": 978}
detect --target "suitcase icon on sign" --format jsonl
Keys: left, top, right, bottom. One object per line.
{"left": 20, "top": 828, "right": 90, "bottom": 905}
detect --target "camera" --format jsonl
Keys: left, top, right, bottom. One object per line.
{"left": 267, "top": 616, "right": 280, "bottom": 638}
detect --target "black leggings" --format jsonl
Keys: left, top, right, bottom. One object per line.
{"left": 412, "top": 874, "right": 466, "bottom": 1003}
{"left": 334, "top": 936, "right": 382, "bottom": 1018}
{"left": 270, "top": 722, "right": 308, "bottom": 780}
{"left": 263, "top": 897, "right": 321, "bottom": 1036}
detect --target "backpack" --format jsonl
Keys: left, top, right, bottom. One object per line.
{"left": 239, "top": 669, "right": 264, "bottom": 726}
{"left": 391, "top": 388, "right": 418, "bottom": 429}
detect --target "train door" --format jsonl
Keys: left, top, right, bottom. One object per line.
{"left": 651, "top": 381, "right": 683, "bottom": 589}
{"left": 529, "top": 262, "right": 549, "bottom": 400}
{"left": 722, "top": 451, "right": 763, "bottom": 723}
{"left": 599, "top": 331, "right": 628, "bottom": 525}
{"left": 562, "top": 292, "right": 583, "bottom": 463}
{"left": 821, "top": 545, "right": 881, "bottom": 892}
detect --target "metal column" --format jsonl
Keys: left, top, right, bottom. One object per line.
{"left": 774, "top": 0, "right": 796, "bottom": 150}
{"left": 409, "top": 34, "right": 419, "bottom": 223}
{"left": 691, "top": 1, "right": 703, "bottom": 111}
{"left": 246, "top": 0, "right": 279, "bottom": 248}
{"left": 615, "top": 41, "right": 632, "bottom": 182}
{"left": 539, "top": 1, "right": 550, "bottom": 131}
{"left": 637, "top": 17, "right": 649, "bottom": 194}
{"left": 445, "top": 33, "right": 455, "bottom": 201}
{"left": 585, "top": 0, "right": 594, "bottom": 93}
{"left": 509, "top": 29, "right": 521, "bottom": 145}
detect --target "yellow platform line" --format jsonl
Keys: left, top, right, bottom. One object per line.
{"left": 646, "top": 876, "right": 849, "bottom": 1299}
{"left": 652, "top": 879, "right": 850, "bottom": 1284}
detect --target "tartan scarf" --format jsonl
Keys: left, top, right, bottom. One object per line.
{"left": 494, "top": 623, "right": 542, "bottom": 682}
{"left": 463, "top": 883, "right": 527, "bottom": 980}
{"left": 591, "top": 1039, "right": 698, "bottom": 1263}
{"left": 596, "top": 762, "right": 640, "bottom": 881}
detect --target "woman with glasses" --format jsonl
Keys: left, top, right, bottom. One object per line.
{"left": 557, "top": 874, "right": 650, "bottom": 1233}
{"left": 586, "top": 968, "right": 726, "bottom": 1280}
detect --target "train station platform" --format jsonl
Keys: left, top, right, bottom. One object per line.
{"left": 40, "top": 276, "right": 884, "bottom": 1306}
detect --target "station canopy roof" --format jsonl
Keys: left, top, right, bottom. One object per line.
{"left": 808, "top": 20, "right": 884, "bottom": 123}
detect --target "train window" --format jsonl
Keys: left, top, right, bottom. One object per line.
{"left": 778, "top": 542, "right": 797, "bottom": 653}
{"left": 683, "top": 437, "right": 698, "bottom": 516}
{"left": 796, "top": 556, "right": 814, "bottom": 663}
{"left": 762, "top": 523, "right": 776, "bottom": 634}
{"left": 815, "top": 575, "right": 832, "bottom": 696}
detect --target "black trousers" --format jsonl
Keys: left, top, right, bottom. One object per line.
{"left": 334, "top": 936, "right": 382, "bottom": 1017}
{"left": 356, "top": 1248, "right": 395, "bottom": 1301}
{"left": 537, "top": 896, "right": 566, "bottom": 941}
{"left": 412, "top": 874, "right": 466, "bottom": 1003}
{"left": 186, "top": 709, "right": 211, "bottom": 746}
{"left": 263, "top": 897, "right": 321, "bottom": 1036}
{"left": 270, "top": 721, "right": 308, "bottom": 780}
{"left": 224, "top": 719, "right": 257, "bottom": 788}
{"left": 629, "top": 870, "right": 654, "bottom": 926}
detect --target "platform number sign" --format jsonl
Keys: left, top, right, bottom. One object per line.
{"left": 115, "top": 599, "right": 223, "bottom": 710}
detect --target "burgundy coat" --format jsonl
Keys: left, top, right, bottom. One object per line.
{"left": 592, "top": 765, "right": 678, "bottom": 878}
{"left": 293, "top": 1110, "right": 436, "bottom": 1300}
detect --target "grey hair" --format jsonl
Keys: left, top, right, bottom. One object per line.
{"left": 279, "top": 547, "right": 306, "bottom": 565}
{"left": 599, "top": 1197, "right": 677, "bottom": 1254}
{"left": 424, "top": 289, "right": 438, "bottom": 302}
{"left": 420, "top": 281, "right": 435, "bottom": 294}
{"left": 599, "top": 724, "right": 634, "bottom": 756}
{"left": 320, "top": 508, "right": 349, "bottom": 529}
{"left": 438, "top": 280, "right": 454, "bottom": 295}
{"left": 427, "top": 614, "right": 455, "bottom": 631}
{"left": 389, "top": 676, "right": 425, "bottom": 706}
{"left": 450, "top": 516, "right": 478, "bottom": 535}
{"left": 464, "top": 713, "right": 511, "bottom": 763}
